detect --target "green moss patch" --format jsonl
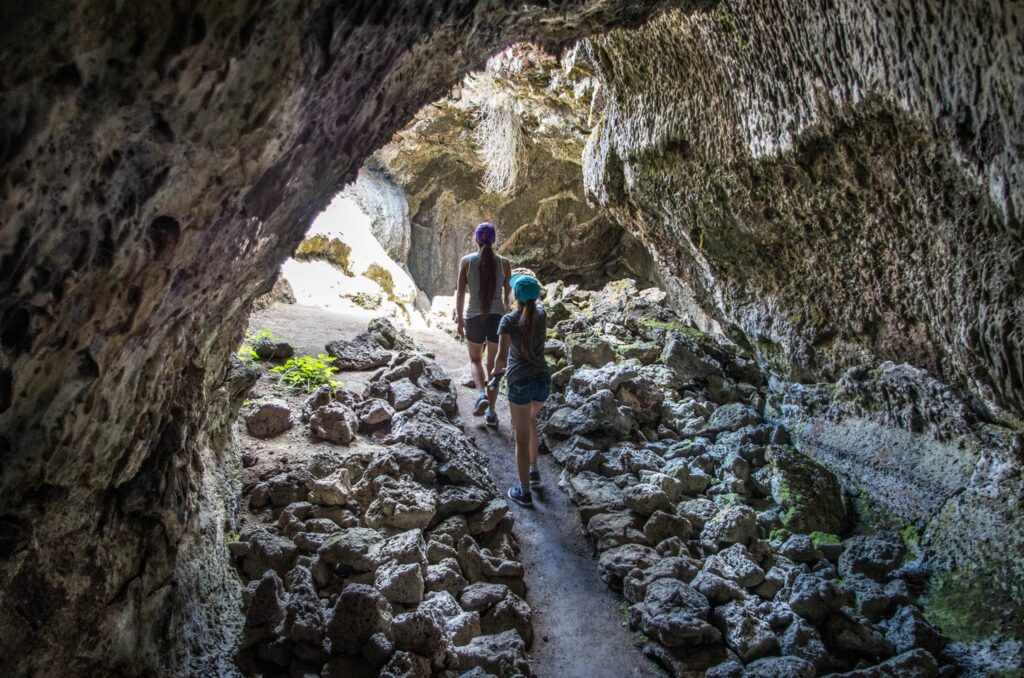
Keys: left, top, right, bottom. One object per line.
{"left": 809, "top": 531, "right": 841, "bottom": 548}
{"left": 363, "top": 263, "right": 396, "bottom": 300}
{"left": 294, "top": 234, "right": 353, "bottom": 274}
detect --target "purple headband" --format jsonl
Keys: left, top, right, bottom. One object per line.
{"left": 475, "top": 222, "right": 496, "bottom": 246}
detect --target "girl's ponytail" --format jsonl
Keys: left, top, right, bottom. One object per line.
{"left": 478, "top": 243, "right": 496, "bottom": 315}
{"left": 518, "top": 299, "right": 538, "bottom": 363}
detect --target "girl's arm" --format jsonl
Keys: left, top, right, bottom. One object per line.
{"left": 493, "top": 332, "right": 511, "bottom": 376}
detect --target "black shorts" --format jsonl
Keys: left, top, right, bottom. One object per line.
{"left": 465, "top": 313, "right": 502, "bottom": 344}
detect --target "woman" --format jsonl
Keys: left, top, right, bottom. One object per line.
{"left": 455, "top": 222, "right": 512, "bottom": 426}
{"left": 493, "top": 273, "right": 549, "bottom": 507}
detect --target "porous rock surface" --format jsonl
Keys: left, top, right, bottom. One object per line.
{"left": 232, "top": 320, "right": 534, "bottom": 676}
{"left": 0, "top": 2, "right": 690, "bottom": 674}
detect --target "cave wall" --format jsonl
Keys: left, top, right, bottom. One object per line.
{"left": 0, "top": 1, "right": 695, "bottom": 674}
{"left": 580, "top": 0, "right": 1023, "bottom": 639}
{"left": 370, "top": 45, "right": 659, "bottom": 299}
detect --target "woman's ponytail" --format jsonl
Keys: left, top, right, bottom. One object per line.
{"left": 478, "top": 243, "right": 496, "bottom": 315}
{"left": 518, "top": 299, "right": 538, "bottom": 364}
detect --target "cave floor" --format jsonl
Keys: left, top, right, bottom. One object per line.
{"left": 250, "top": 302, "right": 662, "bottom": 677}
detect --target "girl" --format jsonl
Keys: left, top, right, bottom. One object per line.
{"left": 455, "top": 222, "right": 512, "bottom": 426}
{"left": 493, "top": 273, "right": 549, "bottom": 506}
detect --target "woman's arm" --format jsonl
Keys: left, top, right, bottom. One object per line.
{"left": 455, "top": 257, "right": 469, "bottom": 338}
{"left": 502, "top": 258, "right": 512, "bottom": 309}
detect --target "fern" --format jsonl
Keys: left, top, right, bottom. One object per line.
{"left": 270, "top": 354, "right": 341, "bottom": 392}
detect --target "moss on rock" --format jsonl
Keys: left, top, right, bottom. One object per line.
{"left": 294, "top": 235, "right": 353, "bottom": 275}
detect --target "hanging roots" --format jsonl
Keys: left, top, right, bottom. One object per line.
{"left": 473, "top": 80, "right": 524, "bottom": 196}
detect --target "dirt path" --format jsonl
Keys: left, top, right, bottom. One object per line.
{"left": 251, "top": 304, "right": 661, "bottom": 678}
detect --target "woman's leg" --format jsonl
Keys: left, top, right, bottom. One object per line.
{"left": 467, "top": 340, "right": 485, "bottom": 389}
{"left": 508, "top": 401, "right": 533, "bottom": 491}
{"left": 484, "top": 340, "right": 500, "bottom": 410}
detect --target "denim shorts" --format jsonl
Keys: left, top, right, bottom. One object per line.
{"left": 507, "top": 372, "right": 551, "bottom": 405}
{"left": 465, "top": 313, "right": 501, "bottom": 344}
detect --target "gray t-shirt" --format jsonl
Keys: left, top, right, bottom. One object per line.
{"left": 498, "top": 305, "right": 549, "bottom": 385}
{"left": 465, "top": 253, "right": 506, "bottom": 318}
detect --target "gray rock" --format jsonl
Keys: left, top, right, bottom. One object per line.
{"left": 241, "top": 529, "right": 298, "bottom": 580}
{"left": 598, "top": 543, "right": 662, "bottom": 590}
{"left": 325, "top": 332, "right": 392, "bottom": 370}
{"left": 390, "top": 609, "right": 450, "bottom": 667}
{"left": 252, "top": 337, "right": 294, "bottom": 361}
{"left": 309, "top": 403, "right": 359, "bottom": 445}
{"left": 779, "top": 618, "right": 830, "bottom": 670}
{"left": 379, "top": 650, "right": 431, "bottom": 678}
{"left": 437, "top": 485, "right": 490, "bottom": 520}
{"left": 364, "top": 476, "right": 437, "bottom": 530}
{"left": 567, "top": 334, "right": 616, "bottom": 367}
{"left": 566, "top": 360, "right": 639, "bottom": 399}
{"left": 767, "top": 445, "right": 845, "bottom": 535}
{"left": 710, "top": 601, "right": 779, "bottom": 662}
{"left": 459, "top": 582, "right": 509, "bottom": 612}
{"left": 788, "top": 573, "right": 840, "bottom": 624}
{"left": 239, "top": 570, "right": 285, "bottom": 649}
{"left": 543, "top": 389, "right": 637, "bottom": 439}
{"left": 480, "top": 592, "right": 532, "bottom": 645}
{"left": 841, "top": 574, "right": 907, "bottom": 622}
{"left": 452, "top": 630, "right": 530, "bottom": 677}
{"left": 676, "top": 497, "right": 718, "bottom": 530}
{"left": 307, "top": 468, "right": 351, "bottom": 506}
{"left": 375, "top": 559, "right": 424, "bottom": 604}
{"left": 642, "top": 642, "right": 739, "bottom": 678}
{"left": 690, "top": 571, "right": 747, "bottom": 605}
{"left": 467, "top": 499, "right": 509, "bottom": 535}
{"left": 662, "top": 333, "right": 723, "bottom": 381}
{"left": 363, "top": 444, "right": 438, "bottom": 485}
{"left": 322, "top": 655, "right": 377, "bottom": 678}
{"left": 743, "top": 656, "right": 815, "bottom": 678}
{"left": 704, "top": 403, "right": 761, "bottom": 435}
{"left": 829, "top": 648, "right": 939, "bottom": 677}
{"left": 624, "top": 483, "right": 674, "bottom": 516}
{"left": 389, "top": 377, "right": 424, "bottom": 411}
{"left": 702, "top": 504, "right": 757, "bottom": 546}
{"left": 630, "top": 578, "right": 720, "bottom": 647}
{"left": 281, "top": 566, "right": 326, "bottom": 645}
{"left": 318, "top": 527, "right": 383, "bottom": 572}
{"left": 643, "top": 511, "right": 693, "bottom": 545}
{"left": 377, "top": 529, "right": 428, "bottom": 569}
{"left": 356, "top": 398, "right": 395, "bottom": 429}
{"left": 362, "top": 631, "right": 395, "bottom": 667}
{"left": 326, "top": 584, "right": 393, "bottom": 655}
{"left": 823, "top": 607, "right": 896, "bottom": 660}
{"left": 839, "top": 532, "right": 905, "bottom": 582}
{"left": 244, "top": 399, "right": 293, "bottom": 438}
{"left": 587, "top": 511, "right": 648, "bottom": 551}
{"left": 425, "top": 559, "right": 469, "bottom": 595}
{"left": 623, "top": 556, "right": 701, "bottom": 603}
{"left": 562, "top": 471, "right": 627, "bottom": 522}
{"left": 884, "top": 605, "right": 946, "bottom": 655}
{"left": 704, "top": 543, "right": 765, "bottom": 588}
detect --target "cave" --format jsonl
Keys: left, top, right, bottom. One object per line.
{"left": 0, "top": 1, "right": 1021, "bottom": 676}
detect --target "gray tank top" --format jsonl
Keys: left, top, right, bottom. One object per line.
{"left": 465, "top": 252, "right": 506, "bottom": 318}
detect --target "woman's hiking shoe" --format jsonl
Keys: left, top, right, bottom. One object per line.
{"left": 473, "top": 395, "right": 488, "bottom": 416}
{"left": 507, "top": 485, "right": 533, "bottom": 506}
{"left": 485, "top": 408, "right": 499, "bottom": 427}
{"left": 528, "top": 468, "right": 541, "bottom": 485}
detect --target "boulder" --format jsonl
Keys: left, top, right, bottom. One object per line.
{"left": 710, "top": 601, "right": 779, "bottom": 662}
{"left": 239, "top": 570, "right": 286, "bottom": 649}
{"left": 318, "top": 528, "right": 383, "bottom": 572}
{"left": 244, "top": 399, "right": 293, "bottom": 438}
{"left": 309, "top": 404, "right": 359, "bottom": 445}
{"left": 562, "top": 471, "right": 626, "bottom": 522}
{"left": 662, "top": 332, "right": 723, "bottom": 382}
{"left": 702, "top": 504, "right": 757, "bottom": 546}
{"left": 364, "top": 476, "right": 437, "bottom": 530}
{"left": 643, "top": 511, "right": 693, "bottom": 545}
{"left": 281, "top": 566, "right": 326, "bottom": 645}
{"left": 629, "top": 578, "right": 720, "bottom": 647}
{"left": 458, "top": 582, "right": 509, "bottom": 613}
{"left": 356, "top": 398, "right": 395, "bottom": 429}
{"left": 703, "top": 543, "right": 765, "bottom": 588}
{"left": 566, "top": 360, "right": 639, "bottom": 399}
{"left": 743, "top": 656, "right": 815, "bottom": 678}
{"left": 252, "top": 337, "right": 295, "bottom": 361}
{"left": 389, "top": 377, "right": 424, "bottom": 411}
{"left": 325, "top": 332, "right": 392, "bottom": 370}
{"left": 480, "top": 592, "right": 532, "bottom": 645}
{"left": 240, "top": 530, "right": 299, "bottom": 580}
{"left": 566, "top": 334, "right": 616, "bottom": 367}
{"left": 884, "top": 605, "right": 947, "bottom": 655}
{"left": 543, "top": 389, "right": 637, "bottom": 439}
{"left": 326, "top": 584, "right": 393, "bottom": 655}
{"left": 704, "top": 403, "right": 761, "bottom": 435}
{"left": 452, "top": 630, "right": 530, "bottom": 677}
{"left": 767, "top": 445, "right": 845, "bottom": 535}
{"left": 375, "top": 559, "right": 425, "bottom": 604}
{"left": 307, "top": 468, "right": 351, "bottom": 506}
{"left": 587, "top": 511, "right": 648, "bottom": 551}
{"left": 598, "top": 543, "right": 661, "bottom": 589}
{"left": 838, "top": 533, "right": 905, "bottom": 582}
{"left": 623, "top": 483, "right": 674, "bottom": 516}
{"left": 788, "top": 573, "right": 840, "bottom": 624}
{"left": 379, "top": 650, "right": 431, "bottom": 678}
{"left": 830, "top": 648, "right": 939, "bottom": 677}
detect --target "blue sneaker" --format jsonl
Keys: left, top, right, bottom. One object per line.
{"left": 485, "top": 408, "right": 498, "bottom": 427}
{"left": 473, "top": 394, "right": 488, "bottom": 416}
{"left": 507, "top": 485, "right": 533, "bottom": 507}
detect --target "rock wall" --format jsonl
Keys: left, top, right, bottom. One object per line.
{"left": 0, "top": 1, "right": 694, "bottom": 674}
{"left": 580, "top": 1, "right": 1023, "bottom": 641}
{"left": 371, "top": 45, "right": 659, "bottom": 298}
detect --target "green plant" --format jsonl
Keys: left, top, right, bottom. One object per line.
{"left": 294, "top": 234, "right": 353, "bottom": 274}
{"left": 270, "top": 354, "right": 341, "bottom": 392}
{"left": 237, "top": 328, "right": 282, "bottom": 363}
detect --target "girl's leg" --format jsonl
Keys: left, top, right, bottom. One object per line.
{"left": 529, "top": 400, "right": 543, "bottom": 466}
{"left": 508, "top": 402, "right": 533, "bottom": 490}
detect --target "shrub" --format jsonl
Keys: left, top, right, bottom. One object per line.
{"left": 270, "top": 354, "right": 341, "bottom": 392}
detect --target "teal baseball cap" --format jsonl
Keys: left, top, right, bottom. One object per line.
{"left": 510, "top": 274, "right": 541, "bottom": 303}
